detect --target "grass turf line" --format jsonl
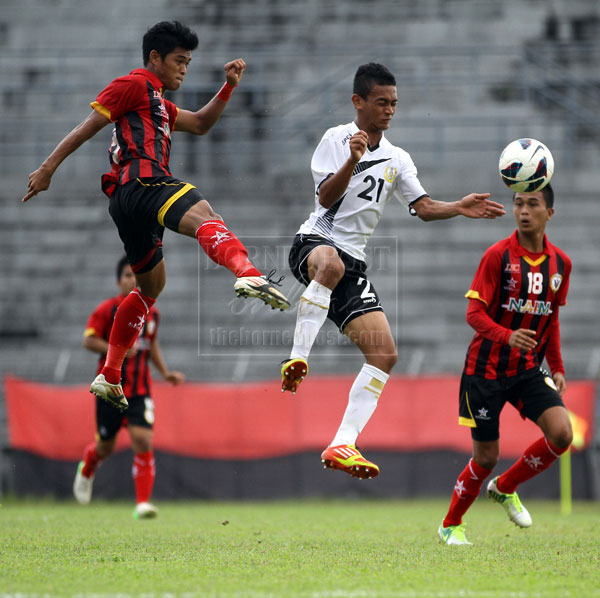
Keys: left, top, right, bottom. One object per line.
{"left": 1, "top": 498, "right": 599, "bottom": 597}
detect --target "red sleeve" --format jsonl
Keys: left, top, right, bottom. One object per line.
{"left": 466, "top": 299, "right": 512, "bottom": 345}
{"left": 91, "top": 75, "right": 146, "bottom": 122}
{"left": 84, "top": 300, "right": 114, "bottom": 341}
{"left": 464, "top": 245, "right": 502, "bottom": 307}
{"left": 544, "top": 310, "right": 564, "bottom": 375}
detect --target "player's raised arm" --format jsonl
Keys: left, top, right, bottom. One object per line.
{"left": 411, "top": 193, "right": 506, "bottom": 221}
{"left": 317, "top": 131, "right": 368, "bottom": 209}
{"left": 22, "top": 109, "right": 111, "bottom": 203}
{"left": 174, "top": 58, "right": 246, "bottom": 136}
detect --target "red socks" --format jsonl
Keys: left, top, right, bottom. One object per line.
{"left": 81, "top": 442, "right": 103, "bottom": 478}
{"left": 444, "top": 437, "right": 568, "bottom": 526}
{"left": 132, "top": 451, "right": 155, "bottom": 504}
{"left": 81, "top": 445, "right": 156, "bottom": 504}
{"left": 496, "top": 436, "right": 567, "bottom": 494}
{"left": 443, "top": 458, "right": 491, "bottom": 527}
{"left": 196, "top": 220, "right": 261, "bottom": 278}
{"left": 102, "top": 289, "right": 155, "bottom": 384}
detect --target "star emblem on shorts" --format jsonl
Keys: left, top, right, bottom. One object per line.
{"left": 477, "top": 407, "right": 488, "bottom": 418}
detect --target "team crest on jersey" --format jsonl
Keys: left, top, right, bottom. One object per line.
{"left": 505, "top": 263, "right": 521, "bottom": 273}
{"left": 550, "top": 273, "right": 563, "bottom": 292}
{"left": 383, "top": 166, "right": 398, "bottom": 183}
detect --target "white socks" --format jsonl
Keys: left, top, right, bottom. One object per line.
{"left": 290, "top": 280, "right": 332, "bottom": 361}
{"left": 330, "top": 364, "right": 389, "bottom": 447}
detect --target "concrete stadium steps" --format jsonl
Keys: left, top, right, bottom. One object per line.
{"left": 2, "top": 178, "right": 598, "bottom": 381}
{"left": 2, "top": 0, "right": 600, "bottom": 382}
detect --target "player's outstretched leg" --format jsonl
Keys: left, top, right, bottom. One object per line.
{"left": 438, "top": 522, "right": 472, "bottom": 545}
{"left": 487, "top": 476, "right": 532, "bottom": 528}
{"left": 234, "top": 271, "right": 290, "bottom": 311}
{"left": 320, "top": 444, "right": 379, "bottom": 479}
{"left": 280, "top": 358, "right": 308, "bottom": 394}
{"left": 90, "top": 374, "right": 128, "bottom": 411}
{"left": 196, "top": 220, "right": 290, "bottom": 310}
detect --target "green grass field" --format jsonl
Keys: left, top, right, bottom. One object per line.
{"left": 1, "top": 498, "right": 598, "bottom": 598}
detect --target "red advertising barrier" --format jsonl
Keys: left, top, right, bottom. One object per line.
{"left": 4, "top": 375, "right": 595, "bottom": 461}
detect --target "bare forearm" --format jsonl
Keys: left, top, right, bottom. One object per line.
{"left": 44, "top": 113, "right": 108, "bottom": 174}
{"left": 413, "top": 198, "right": 461, "bottom": 221}
{"left": 318, "top": 158, "right": 358, "bottom": 209}
{"left": 185, "top": 96, "right": 228, "bottom": 135}
{"left": 413, "top": 193, "right": 505, "bottom": 222}
{"left": 23, "top": 110, "right": 109, "bottom": 202}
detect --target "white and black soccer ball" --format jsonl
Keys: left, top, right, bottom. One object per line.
{"left": 498, "top": 138, "right": 554, "bottom": 193}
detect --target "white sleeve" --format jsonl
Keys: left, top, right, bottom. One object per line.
{"left": 311, "top": 132, "right": 343, "bottom": 188}
{"left": 392, "top": 153, "right": 427, "bottom": 210}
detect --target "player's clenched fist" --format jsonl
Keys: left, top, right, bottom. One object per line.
{"left": 349, "top": 130, "right": 368, "bottom": 163}
{"left": 224, "top": 59, "right": 246, "bottom": 86}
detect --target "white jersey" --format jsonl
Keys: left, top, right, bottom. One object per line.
{"left": 297, "top": 121, "right": 427, "bottom": 261}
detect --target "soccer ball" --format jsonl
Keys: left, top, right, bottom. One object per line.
{"left": 498, "top": 138, "right": 554, "bottom": 193}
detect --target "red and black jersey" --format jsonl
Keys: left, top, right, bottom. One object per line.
{"left": 84, "top": 294, "right": 160, "bottom": 397}
{"left": 463, "top": 230, "right": 571, "bottom": 379}
{"left": 91, "top": 68, "right": 179, "bottom": 197}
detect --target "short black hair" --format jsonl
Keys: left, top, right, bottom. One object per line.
{"left": 540, "top": 183, "right": 554, "bottom": 208}
{"left": 116, "top": 255, "right": 130, "bottom": 281}
{"left": 143, "top": 21, "right": 199, "bottom": 65}
{"left": 353, "top": 63, "right": 396, "bottom": 100}
{"left": 513, "top": 183, "right": 554, "bottom": 209}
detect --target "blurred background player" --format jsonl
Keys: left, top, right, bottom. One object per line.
{"left": 438, "top": 184, "right": 572, "bottom": 545}
{"left": 22, "top": 20, "right": 289, "bottom": 411}
{"left": 73, "top": 256, "right": 185, "bottom": 519}
{"left": 281, "top": 62, "right": 506, "bottom": 479}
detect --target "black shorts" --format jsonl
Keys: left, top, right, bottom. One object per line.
{"left": 288, "top": 234, "right": 383, "bottom": 332}
{"left": 109, "top": 176, "right": 204, "bottom": 274}
{"left": 96, "top": 394, "right": 155, "bottom": 441}
{"left": 458, "top": 367, "right": 566, "bottom": 442}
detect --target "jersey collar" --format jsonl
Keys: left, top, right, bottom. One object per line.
{"left": 130, "top": 68, "right": 164, "bottom": 93}
{"left": 509, "top": 229, "right": 550, "bottom": 257}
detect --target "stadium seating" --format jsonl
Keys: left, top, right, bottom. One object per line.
{"left": 1, "top": 0, "right": 599, "bottom": 389}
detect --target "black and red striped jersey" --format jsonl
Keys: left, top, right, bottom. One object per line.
{"left": 84, "top": 294, "right": 160, "bottom": 397}
{"left": 91, "top": 69, "right": 179, "bottom": 197}
{"left": 463, "top": 230, "right": 571, "bottom": 379}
